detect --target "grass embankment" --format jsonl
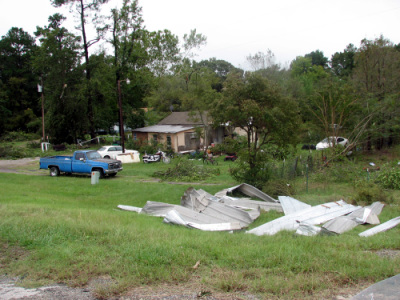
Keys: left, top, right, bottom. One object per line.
{"left": 0, "top": 155, "right": 399, "bottom": 299}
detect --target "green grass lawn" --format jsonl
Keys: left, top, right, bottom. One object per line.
{"left": 0, "top": 154, "right": 399, "bottom": 299}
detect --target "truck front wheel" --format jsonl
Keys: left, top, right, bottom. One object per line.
{"left": 93, "top": 168, "right": 105, "bottom": 178}
{"left": 49, "top": 167, "right": 60, "bottom": 177}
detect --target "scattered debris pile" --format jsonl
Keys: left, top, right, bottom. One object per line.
{"left": 119, "top": 183, "right": 281, "bottom": 231}
{"left": 118, "top": 184, "right": 400, "bottom": 236}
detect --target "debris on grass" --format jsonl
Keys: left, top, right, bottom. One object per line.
{"left": 118, "top": 184, "right": 400, "bottom": 236}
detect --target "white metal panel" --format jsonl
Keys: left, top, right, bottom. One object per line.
{"left": 222, "top": 183, "right": 278, "bottom": 202}
{"left": 247, "top": 201, "right": 359, "bottom": 236}
{"left": 117, "top": 205, "right": 142, "bottom": 213}
{"left": 296, "top": 222, "right": 322, "bottom": 236}
{"left": 359, "top": 216, "right": 400, "bottom": 237}
{"left": 279, "top": 196, "right": 311, "bottom": 215}
{"left": 322, "top": 216, "right": 358, "bottom": 234}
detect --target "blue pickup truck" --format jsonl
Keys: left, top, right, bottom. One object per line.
{"left": 39, "top": 150, "right": 123, "bottom": 178}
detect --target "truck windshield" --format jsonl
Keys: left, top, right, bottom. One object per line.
{"left": 87, "top": 151, "right": 102, "bottom": 160}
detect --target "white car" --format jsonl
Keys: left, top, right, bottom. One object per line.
{"left": 316, "top": 137, "right": 349, "bottom": 150}
{"left": 97, "top": 145, "right": 140, "bottom": 162}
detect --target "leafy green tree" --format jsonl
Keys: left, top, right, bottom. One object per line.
{"left": 290, "top": 56, "right": 313, "bottom": 77}
{"left": 246, "top": 49, "right": 276, "bottom": 71}
{"left": 51, "top": 0, "right": 110, "bottom": 139}
{"left": 181, "top": 29, "right": 207, "bottom": 59}
{"left": 89, "top": 52, "right": 118, "bottom": 133}
{"left": 211, "top": 72, "right": 300, "bottom": 187}
{"left": 289, "top": 55, "right": 330, "bottom": 140}
{"left": 330, "top": 44, "right": 357, "bottom": 78}
{"left": 0, "top": 27, "right": 38, "bottom": 133}
{"left": 145, "top": 75, "right": 185, "bottom": 112}
{"left": 33, "top": 14, "right": 84, "bottom": 144}
{"left": 146, "top": 29, "right": 180, "bottom": 77}
{"left": 197, "top": 58, "right": 239, "bottom": 92}
{"left": 144, "top": 29, "right": 208, "bottom": 120}
{"left": 305, "top": 50, "right": 328, "bottom": 68}
{"left": 106, "top": 0, "right": 180, "bottom": 131}
{"left": 306, "top": 77, "right": 360, "bottom": 146}
{"left": 352, "top": 36, "right": 400, "bottom": 149}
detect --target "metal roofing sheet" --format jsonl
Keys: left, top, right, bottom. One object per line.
{"left": 279, "top": 196, "right": 311, "bottom": 215}
{"left": 359, "top": 216, "right": 400, "bottom": 237}
{"left": 216, "top": 183, "right": 278, "bottom": 203}
{"left": 247, "top": 200, "right": 359, "bottom": 236}
{"left": 322, "top": 216, "right": 359, "bottom": 234}
{"left": 133, "top": 125, "right": 194, "bottom": 133}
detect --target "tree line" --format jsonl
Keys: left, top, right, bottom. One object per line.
{"left": 1, "top": 0, "right": 400, "bottom": 156}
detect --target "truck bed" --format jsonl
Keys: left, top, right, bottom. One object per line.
{"left": 39, "top": 156, "right": 73, "bottom": 173}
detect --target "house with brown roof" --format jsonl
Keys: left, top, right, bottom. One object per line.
{"left": 132, "top": 112, "right": 226, "bottom": 152}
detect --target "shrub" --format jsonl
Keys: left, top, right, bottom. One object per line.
{"left": 262, "top": 179, "right": 296, "bottom": 198}
{"left": 0, "top": 131, "right": 39, "bottom": 142}
{"left": 0, "top": 145, "right": 29, "bottom": 159}
{"left": 375, "top": 167, "right": 400, "bottom": 190}
{"left": 153, "top": 159, "right": 220, "bottom": 182}
{"left": 27, "top": 141, "right": 41, "bottom": 149}
{"left": 124, "top": 139, "right": 141, "bottom": 151}
{"left": 351, "top": 180, "right": 390, "bottom": 205}
{"left": 212, "top": 136, "right": 246, "bottom": 155}
{"left": 230, "top": 160, "right": 273, "bottom": 189}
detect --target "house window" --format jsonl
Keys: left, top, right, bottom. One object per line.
{"left": 167, "top": 136, "right": 171, "bottom": 146}
{"left": 153, "top": 134, "right": 158, "bottom": 142}
{"left": 133, "top": 133, "right": 137, "bottom": 141}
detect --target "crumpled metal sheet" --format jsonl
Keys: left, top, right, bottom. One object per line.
{"left": 279, "top": 196, "right": 311, "bottom": 215}
{"left": 322, "top": 216, "right": 359, "bottom": 234}
{"left": 321, "top": 202, "right": 384, "bottom": 235}
{"left": 181, "top": 187, "right": 255, "bottom": 228}
{"left": 164, "top": 210, "right": 242, "bottom": 231}
{"left": 348, "top": 202, "right": 384, "bottom": 225}
{"left": 351, "top": 273, "right": 400, "bottom": 300}
{"left": 118, "top": 185, "right": 396, "bottom": 236}
{"left": 295, "top": 222, "right": 322, "bottom": 236}
{"left": 359, "top": 216, "right": 400, "bottom": 237}
{"left": 118, "top": 184, "right": 280, "bottom": 231}
{"left": 247, "top": 200, "right": 360, "bottom": 236}
{"left": 216, "top": 183, "right": 278, "bottom": 203}
{"left": 216, "top": 196, "right": 282, "bottom": 213}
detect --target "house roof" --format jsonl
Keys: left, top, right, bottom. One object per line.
{"left": 157, "top": 112, "right": 208, "bottom": 126}
{"left": 133, "top": 125, "right": 195, "bottom": 134}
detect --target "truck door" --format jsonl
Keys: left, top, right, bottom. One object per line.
{"left": 72, "top": 152, "right": 92, "bottom": 173}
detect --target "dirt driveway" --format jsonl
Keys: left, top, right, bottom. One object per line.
{"left": 0, "top": 157, "right": 47, "bottom": 175}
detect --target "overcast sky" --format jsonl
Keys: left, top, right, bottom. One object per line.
{"left": 1, "top": 0, "right": 400, "bottom": 69}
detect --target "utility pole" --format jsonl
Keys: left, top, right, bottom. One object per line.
{"left": 117, "top": 78, "right": 130, "bottom": 153}
{"left": 38, "top": 78, "right": 45, "bottom": 142}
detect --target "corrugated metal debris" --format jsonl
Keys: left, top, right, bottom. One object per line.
{"left": 118, "top": 185, "right": 282, "bottom": 232}
{"left": 118, "top": 184, "right": 399, "bottom": 236}
{"left": 246, "top": 200, "right": 361, "bottom": 236}
{"left": 215, "top": 183, "right": 278, "bottom": 203}
{"left": 359, "top": 216, "right": 400, "bottom": 237}
{"left": 351, "top": 273, "right": 400, "bottom": 299}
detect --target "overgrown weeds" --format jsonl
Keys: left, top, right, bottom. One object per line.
{"left": 375, "top": 164, "right": 400, "bottom": 189}
{"left": 0, "top": 131, "right": 39, "bottom": 142}
{"left": 351, "top": 180, "right": 391, "bottom": 205}
{"left": 153, "top": 158, "right": 220, "bottom": 182}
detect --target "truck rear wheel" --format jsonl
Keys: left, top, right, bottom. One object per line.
{"left": 49, "top": 167, "right": 60, "bottom": 177}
